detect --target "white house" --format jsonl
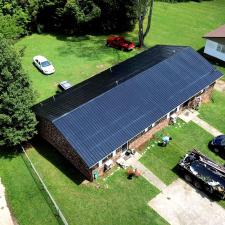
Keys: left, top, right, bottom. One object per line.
{"left": 203, "top": 24, "right": 225, "bottom": 62}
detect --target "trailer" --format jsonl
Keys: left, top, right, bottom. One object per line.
{"left": 177, "top": 149, "right": 225, "bottom": 199}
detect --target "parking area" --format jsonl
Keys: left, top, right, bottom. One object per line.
{"left": 149, "top": 179, "right": 225, "bottom": 225}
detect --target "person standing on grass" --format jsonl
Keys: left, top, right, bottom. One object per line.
{"left": 162, "top": 136, "right": 172, "bottom": 147}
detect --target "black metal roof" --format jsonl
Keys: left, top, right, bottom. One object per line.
{"left": 34, "top": 45, "right": 223, "bottom": 168}
{"left": 34, "top": 45, "right": 186, "bottom": 121}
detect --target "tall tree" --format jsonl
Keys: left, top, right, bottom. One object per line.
{"left": 137, "top": 0, "right": 154, "bottom": 47}
{"left": 0, "top": 35, "right": 37, "bottom": 147}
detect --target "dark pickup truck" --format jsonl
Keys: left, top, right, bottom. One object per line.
{"left": 177, "top": 149, "right": 225, "bottom": 200}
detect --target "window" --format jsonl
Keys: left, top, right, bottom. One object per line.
{"left": 116, "top": 148, "right": 121, "bottom": 153}
{"left": 170, "top": 108, "right": 177, "bottom": 116}
{"left": 217, "top": 43, "right": 225, "bottom": 53}
{"left": 102, "top": 153, "right": 113, "bottom": 163}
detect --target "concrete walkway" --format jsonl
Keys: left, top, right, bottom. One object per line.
{"left": 191, "top": 116, "right": 222, "bottom": 137}
{"left": 214, "top": 80, "right": 225, "bottom": 92}
{"left": 149, "top": 179, "right": 225, "bottom": 225}
{"left": 178, "top": 109, "right": 222, "bottom": 137}
{"left": 127, "top": 154, "right": 167, "bottom": 191}
{"left": 0, "top": 179, "right": 15, "bottom": 225}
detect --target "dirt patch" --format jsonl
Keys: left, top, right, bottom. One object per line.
{"left": 214, "top": 80, "right": 225, "bottom": 92}
{"left": 149, "top": 179, "right": 225, "bottom": 225}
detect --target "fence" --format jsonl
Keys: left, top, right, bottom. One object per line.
{"left": 20, "top": 145, "right": 69, "bottom": 225}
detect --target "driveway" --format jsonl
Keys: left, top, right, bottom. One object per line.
{"left": 149, "top": 179, "right": 225, "bottom": 225}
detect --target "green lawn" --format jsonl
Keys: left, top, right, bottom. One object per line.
{"left": 15, "top": 0, "right": 225, "bottom": 102}
{"left": 140, "top": 120, "right": 225, "bottom": 208}
{"left": 24, "top": 140, "right": 167, "bottom": 225}
{"left": 16, "top": 34, "right": 137, "bottom": 102}
{"left": 4, "top": 0, "right": 225, "bottom": 223}
{"left": 199, "top": 91, "right": 225, "bottom": 133}
{"left": 0, "top": 149, "right": 59, "bottom": 225}
{"left": 140, "top": 120, "right": 225, "bottom": 185}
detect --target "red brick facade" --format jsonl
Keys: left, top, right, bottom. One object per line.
{"left": 201, "top": 84, "right": 214, "bottom": 103}
{"left": 38, "top": 118, "right": 93, "bottom": 181}
{"left": 128, "top": 119, "right": 169, "bottom": 149}
{"left": 37, "top": 83, "right": 215, "bottom": 181}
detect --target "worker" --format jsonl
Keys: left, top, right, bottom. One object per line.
{"left": 162, "top": 136, "right": 172, "bottom": 147}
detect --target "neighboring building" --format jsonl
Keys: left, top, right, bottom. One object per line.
{"left": 34, "top": 45, "right": 222, "bottom": 181}
{"left": 203, "top": 24, "right": 225, "bottom": 62}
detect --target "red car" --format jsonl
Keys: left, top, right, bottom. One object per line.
{"left": 106, "top": 36, "right": 135, "bottom": 51}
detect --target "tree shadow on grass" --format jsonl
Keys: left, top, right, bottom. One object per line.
{"left": 30, "top": 136, "right": 85, "bottom": 185}
{"left": 0, "top": 146, "right": 21, "bottom": 160}
{"left": 55, "top": 33, "right": 138, "bottom": 66}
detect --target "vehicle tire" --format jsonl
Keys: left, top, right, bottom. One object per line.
{"left": 205, "top": 185, "right": 213, "bottom": 194}
{"left": 184, "top": 174, "right": 192, "bottom": 183}
{"left": 193, "top": 180, "right": 202, "bottom": 190}
{"left": 213, "top": 148, "right": 219, "bottom": 153}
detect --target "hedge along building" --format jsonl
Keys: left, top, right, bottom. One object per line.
{"left": 34, "top": 45, "right": 223, "bottom": 181}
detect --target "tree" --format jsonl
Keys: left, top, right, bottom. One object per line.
{"left": 63, "top": 0, "right": 101, "bottom": 33}
{"left": 137, "top": 0, "right": 154, "bottom": 47}
{"left": 0, "top": 35, "right": 37, "bottom": 147}
{"left": 0, "top": 14, "right": 23, "bottom": 39}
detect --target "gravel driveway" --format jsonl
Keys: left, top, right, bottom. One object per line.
{"left": 149, "top": 179, "right": 225, "bottom": 225}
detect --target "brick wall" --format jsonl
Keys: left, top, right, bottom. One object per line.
{"left": 128, "top": 119, "right": 169, "bottom": 149}
{"left": 201, "top": 84, "right": 214, "bottom": 103}
{"left": 38, "top": 118, "right": 93, "bottom": 181}
{"left": 36, "top": 83, "right": 215, "bottom": 181}
{"left": 91, "top": 149, "right": 123, "bottom": 177}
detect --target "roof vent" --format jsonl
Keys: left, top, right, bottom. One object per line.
{"left": 116, "top": 81, "right": 119, "bottom": 86}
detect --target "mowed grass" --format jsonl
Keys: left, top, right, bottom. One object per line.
{"left": 16, "top": 34, "right": 137, "bottom": 102}
{"left": 15, "top": 0, "right": 225, "bottom": 102}
{"left": 140, "top": 120, "right": 225, "bottom": 184}
{"left": 4, "top": 0, "right": 225, "bottom": 223}
{"left": 140, "top": 120, "right": 225, "bottom": 208}
{"left": 25, "top": 140, "right": 168, "bottom": 225}
{"left": 0, "top": 149, "right": 59, "bottom": 225}
{"left": 199, "top": 91, "right": 225, "bottom": 133}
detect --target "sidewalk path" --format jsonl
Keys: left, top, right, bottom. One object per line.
{"left": 127, "top": 155, "right": 167, "bottom": 191}
{"left": 191, "top": 116, "right": 222, "bottom": 137}
{"left": 214, "top": 80, "right": 225, "bottom": 92}
{"left": 0, "top": 178, "right": 15, "bottom": 225}
{"left": 178, "top": 109, "right": 222, "bottom": 137}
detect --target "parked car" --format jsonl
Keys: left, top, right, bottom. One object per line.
{"left": 58, "top": 81, "right": 72, "bottom": 91}
{"left": 106, "top": 36, "right": 135, "bottom": 51}
{"left": 33, "top": 55, "right": 55, "bottom": 75}
{"left": 177, "top": 150, "right": 225, "bottom": 200}
{"left": 209, "top": 135, "right": 225, "bottom": 157}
